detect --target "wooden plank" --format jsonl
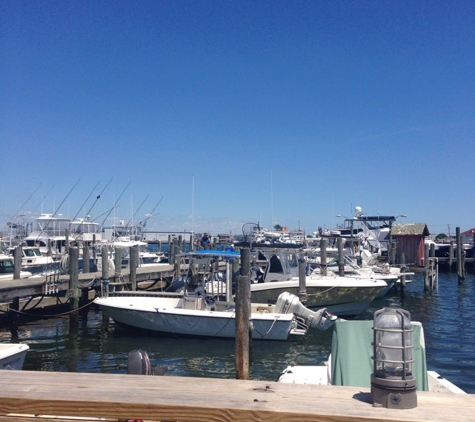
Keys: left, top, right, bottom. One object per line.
{"left": 0, "top": 415, "right": 119, "bottom": 422}
{"left": 0, "top": 370, "right": 473, "bottom": 422}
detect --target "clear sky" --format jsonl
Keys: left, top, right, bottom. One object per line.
{"left": 1, "top": 1, "right": 474, "bottom": 237}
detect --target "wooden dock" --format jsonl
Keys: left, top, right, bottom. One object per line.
{"left": 0, "top": 370, "right": 473, "bottom": 422}
{"left": 0, "top": 264, "right": 174, "bottom": 325}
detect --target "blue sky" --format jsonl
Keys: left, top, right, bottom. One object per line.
{"left": 1, "top": 1, "right": 474, "bottom": 237}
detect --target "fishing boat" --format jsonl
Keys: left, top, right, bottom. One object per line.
{"left": 278, "top": 316, "right": 465, "bottom": 394}
{"left": 7, "top": 246, "right": 58, "bottom": 275}
{"left": 94, "top": 250, "right": 337, "bottom": 341}
{"left": 0, "top": 254, "right": 32, "bottom": 281}
{"left": 249, "top": 250, "right": 387, "bottom": 317}
{"left": 24, "top": 213, "right": 102, "bottom": 258}
{"left": 0, "top": 343, "right": 29, "bottom": 370}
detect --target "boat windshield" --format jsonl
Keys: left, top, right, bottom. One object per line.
{"left": 0, "top": 259, "right": 14, "bottom": 274}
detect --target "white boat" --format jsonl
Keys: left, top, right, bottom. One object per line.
{"left": 311, "top": 252, "right": 413, "bottom": 298}
{"left": 24, "top": 213, "right": 102, "bottom": 258}
{"left": 278, "top": 317, "right": 465, "bottom": 394}
{"left": 96, "top": 240, "right": 170, "bottom": 272}
{"left": 0, "top": 343, "right": 29, "bottom": 370}
{"left": 95, "top": 251, "right": 337, "bottom": 341}
{"left": 249, "top": 250, "right": 387, "bottom": 317}
{"left": 0, "top": 254, "right": 32, "bottom": 281}
{"left": 8, "top": 246, "right": 58, "bottom": 275}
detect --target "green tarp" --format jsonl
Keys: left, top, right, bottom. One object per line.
{"left": 330, "top": 319, "right": 428, "bottom": 391}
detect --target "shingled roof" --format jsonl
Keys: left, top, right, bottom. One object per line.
{"left": 391, "top": 223, "right": 430, "bottom": 236}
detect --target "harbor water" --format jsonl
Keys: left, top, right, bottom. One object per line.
{"left": 2, "top": 272, "right": 474, "bottom": 393}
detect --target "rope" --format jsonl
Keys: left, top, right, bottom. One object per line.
{"left": 0, "top": 298, "right": 95, "bottom": 318}
{"left": 252, "top": 315, "right": 279, "bottom": 337}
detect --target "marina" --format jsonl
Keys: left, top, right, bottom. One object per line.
{"left": 0, "top": 271, "right": 473, "bottom": 420}
{"left": 1, "top": 211, "right": 474, "bottom": 420}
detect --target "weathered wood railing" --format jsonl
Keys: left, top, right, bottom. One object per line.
{"left": 0, "top": 370, "right": 474, "bottom": 422}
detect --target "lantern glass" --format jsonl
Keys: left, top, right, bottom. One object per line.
{"left": 373, "top": 308, "right": 413, "bottom": 379}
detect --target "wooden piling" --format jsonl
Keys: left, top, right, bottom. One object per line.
{"left": 429, "top": 243, "right": 436, "bottom": 290}
{"left": 298, "top": 257, "right": 307, "bottom": 304}
{"left": 92, "top": 234, "right": 97, "bottom": 271}
{"left": 236, "top": 248, "right": 251, "bottom": 380}
{"left": 114, "top": 247, "right": 122, "bottom": 280}
{"left": 449, "top": 241, "right": 455, "bottom": 271}
{"left": 13, "top": 246, "right": 22, "bottom": 280}
{"left": 456, "top": 227, "right": 465, "bottom": 282}
{"left": 9, "top": 247, "right": 20, "bottom": 338}
{"left": 235, "top": 274, "right": 251, "bottom": 380}
{"left": 320, "top": 238, "right": 327, "bottom": 276}
{"left": 424, "top": 243, "right": 430, "bottom": 291}
{"left": 400, "top": 252, "right": 407, "bottom": 298}
{"left": 83, "top": 244, "right": 90, "bottom": 274}
{"left": 101, "top": 245, "right": 110, "bottom": 298}
{"left": 337, "top": 237, "right": 345, "bottom": 277}
{"left": 68, "top": 247, "right": 79, "bottom": 318}
{"left": 129, "top": 245, "right": 138, "bottom": 291}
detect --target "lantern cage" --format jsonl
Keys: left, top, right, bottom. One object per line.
{"left": 371, "top": 307, "right": 417, "bottom": 409}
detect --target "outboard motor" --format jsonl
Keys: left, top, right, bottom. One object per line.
{"left": 127, "top": 349, "right": 169, "bottom": 376}
{"left": 274, "top": 292, "right": 337, "bottom": 331}
{"left": 127, "top": 349, "right": 152, "bottom": 375}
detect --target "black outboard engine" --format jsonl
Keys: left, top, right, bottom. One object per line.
{"left": 127, "top": 349, "right": 152, "bottom": 375}
{"left": 127, "top": 349, "right": 169, "bottom": 376}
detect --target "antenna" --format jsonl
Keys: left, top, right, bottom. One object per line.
{"left": 192, "top": 174, "right": 195, "bottom": 235}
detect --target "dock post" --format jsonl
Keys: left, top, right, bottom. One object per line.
{"left": 456, "top": 227, "right": 465, "bottom": 282}
{"left": 65, "top": 229, "right": 70, "bottom": 250}
{"left": 424, "top": 243, "right": 430, "bottom": 291}
{"left": 400, "top": 252, "right": 407, "bottom": 298}
{"left": 390, "top": 240, "right": 396, "bottom": 265}
{"left": 101, "top": 245, "right": 110, "bottom": 298}
{"left": 130, "top": 245, "right": 138, "bottom": 291}
{"left": 114, "top": 247, "right": 122, "bottom": 282}
{"left": 236, "top": 248, "right": 251, "bottom": 380}
{"left": 337, "top": 237, "right": 345, "bottom": 276}
{"left": 13, "top": 245, "right": 22, "bottom": 280}
{"left": 9, "top": 246, "right": 20, "bottom": 339}
{"left": 83, "top": 244, "right": 90, "bottom": 274}
{"left": 320, "top": 238, "right": 327, "bottom": 276}
{"left": 449, "top": 241, "right": 454, "bottom": 272}
{"left": 92, "top": 234, "right": 97, "bottom": 271}
{"left": 168, "top": 235, "right": 172, "bottom": 258}
{"left": 68, "top": 246, "right": 79, "bottom": 323}
{"left": 298, "top": 257, "right": 307, "bottom": 304}
{"left": 429, "top": 243, "right": 436, "bottom": 290}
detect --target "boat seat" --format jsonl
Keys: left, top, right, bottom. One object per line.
{"left": 329, "top": 319, "right": 428, "bottom": 391}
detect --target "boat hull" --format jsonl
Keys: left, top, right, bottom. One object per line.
{"left": 95, "top": 296, "right": 295, "bottom": 341}
{"left": 0, "top": 344, "right": 29, "bottom": 370}
{"left": 250, "top": 277, "right": 387, "bottom": 317}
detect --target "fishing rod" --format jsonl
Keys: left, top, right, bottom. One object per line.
{"left": 125, "top": 194, "right": 149, "bottom": 229}
{"left": 30, "top": 184, "right": 55, "bottom": 215}
{"left": 8, "top": 182, "right": 43, "bottom": 223}
{"left": 34, "top": 179, "right": 81, "bottom": 241}
{"left": 99, "top": 180, "right": 131, "bottom": 229}
{"left": 140, "top": 196, "right": 163, "bottom": 228}
{"left": 71, "top": 181, "right": 101, "bottom": 222}
{"left": 83, "top": 178, "right": 112, "bottom": 219}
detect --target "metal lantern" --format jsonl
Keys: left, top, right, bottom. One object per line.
{"left": 371, "top": 307, "right": 417, "bottom": 409}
